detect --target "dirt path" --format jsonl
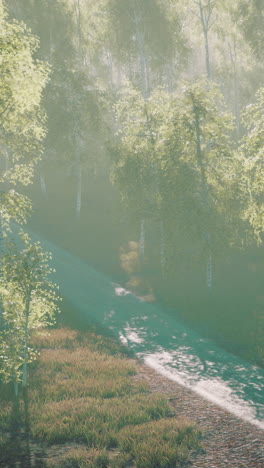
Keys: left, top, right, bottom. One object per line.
{"left": 135, "top": 362, "right": 264, "bottom": 467}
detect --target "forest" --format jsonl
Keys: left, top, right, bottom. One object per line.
{"left": 0, "top": 0, "right": 264, "bottom": 466}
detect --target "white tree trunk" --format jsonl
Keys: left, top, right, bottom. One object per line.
{"left": 234, "top": 72, "right": 240, "bottom": 141}
{"left": 5, "top": 152, "right": 9, "bottom": 171}
{"left": 22, "top": 295, "right": 31, "bottom": 388}
{"left": 77, "top": 0, "right": 82, "bottom": 65}
{"left": 196, "top": 0, "right": 213, "bottom": 80}
{"left": 40, "top": 173, "right": 47, "bottom": 196}
{"left": 74, "top": 125, "right": 82, "bottom": 218}
{"left": 205, "top": 33, "right": 211, "bottom": 80}
{"left": 138, "top": 40, "right": 148, "bottom": 97}
{"left": 166, "top": 63, "right": 174, "bottom": 93}
{"left": 229, "top": 42, "right": 240, "bottom": 141}
{"left": 76, "top": 163, "right": 82, "bottom": 218}
{"left": 107, "top": 51, "right": 114, "bottom": 92}
{"left": 194, "top": 103, "right": 214, "bottom": 292}
{"left": 133, "top": 6, "right": 148, "bottom": 97}
{"left": 160, "top": 220, "right": 165, "bottom": 277}
{"left": 117, "top": 63, "right": 122, "bottom": 88}
{"left": 206, "top": 250, "right": 213, "bottom": 291}
{"left": 139, "top": 219, "right": 145, "bottom": 262}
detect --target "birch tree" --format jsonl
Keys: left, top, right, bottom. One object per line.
{"left": 0, "top": 0, "right": 50, "bottom": 225}
{"left": 112, "top": 81, "right": 241, "bottom": 290}
{"left": 0, "top": 2, "right": 59, "bottom": 398}
{"left": 234, "top": 0, "right": 264, "bottom": 61}
{"left": 168, "top": 81, "right": 237, "bottom": 291}
{"left": 239, "top": 87, "right": 264, "bottom": 242}
{"left": 0, "top": 233, "right": 60, "bottom": 393}
{"left": 104, "top": 0, "right": 183, "bottom": 94}
{"left": 192, "top": 0, "right": 217, "bottom": 79}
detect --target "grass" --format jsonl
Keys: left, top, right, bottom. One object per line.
{"left": 0, "top": 327, "right": 201, "bottom": 467}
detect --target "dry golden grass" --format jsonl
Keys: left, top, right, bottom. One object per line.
{"left": 118, "top": 419, "right": 201, "bottom": 467}
{"left": 30, "top": 393, "right": 171, "bottom": 445}
{"left": 30, "top": 327, "right": 79, "bottom": 349}
{"left": 45, "top": 447, "right": 111, "bottom": 468}
{"left": 30, "top": 345, "right": 146, "bottom": 402}
{"left": 0, "top": 327, "right": 201, "bottom": 467}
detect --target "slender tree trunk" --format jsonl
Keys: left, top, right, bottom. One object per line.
{"left": 5, "top": 150, "right": 9, "bottom": 171}
{"left": 145, "top": 54, "right": 150, "bottom": 95}
{"left": 133, "top": 4, "right": 148, "bottom": 97}
{"left": 206, "top": 250, "right": 213, "bottom": 290}
{"left": 23, "top": 387, "right": 30, "bottom": 431}
{"left": 48, "top": 1, "right": 54, "bottom": 63}
{"left": 107, "top": 51, "right": 114, "bottom": 92}
{"left": 194, "top": 104, "right": 213, "bottom": 293}
{"left": 22, "top": 386, "right": 32, "bottom": 467}
{"left": 117, "top": 62, "right": 122, "bottom": 88}
{"left": 139, "top": 219, "right": 145, "bottom": 262}
{"left": 229, "top": 43, "right": 240, "bottom": 142}
{"left": 160, "top": 220, "right": 165, "bottom": 277}
{"left": 204, "top": 32, "right": 211, "bottom": 80}
{"left": 234, "top": 70, "right": 240, "bottom": 141}
{"left": 22, "top": 294, "right": 31, "bottom": 389}
{"left": 137, "top": 35, "right": 148, "bottom": 97}
{"left": 76, "top": 163, "right": 82, "bottom": 217}
{"left": 74, "top": 126, "right": 82, "bottom": 218}
{"left": 197, "top": 0, "right": 213, "bottom": 80}
{"left": 75, "top": 1, "right": 83, "bottom": 218}
{"left": 77, "top": 0, "right": 82, "bottom": 65}
{"left": 40, "top": 173, "right": 47, "bottom": 197}
{"left": 166, "top": 63, "right": 174, "bottom": 93}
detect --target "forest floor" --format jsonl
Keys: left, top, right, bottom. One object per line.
{"left": 0, "top": 327, "right": 200, "bottom": 467}
{"left": 0, "top": 327, "right": 263, "bottom": 467}
{"left": 135, "top": 364, "right": 264, "bottom": 468}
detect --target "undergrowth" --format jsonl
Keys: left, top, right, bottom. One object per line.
{"left": 0, "top": 327, "right": 201, "bottom": 467}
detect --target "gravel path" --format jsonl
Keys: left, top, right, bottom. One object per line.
{"left": 135, "top": 362, "right": 264, "bottom": 468}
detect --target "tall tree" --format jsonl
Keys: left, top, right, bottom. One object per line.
{"left": 0, "top": 232, "right": 59, "bottom": 393}
{"left": 104, "top": 0, "right": 186, "bottom": 94}
{"left": 192, "top": 0, "right": 217, "bottom": 79}
{"left": 234, "top": 0, "right": 264, "bottom": 61}
{"left": 0, "top": 0, "right": 50, "bottom": 226}
{"left": 238, "top": 87, "right": 264, "bottom": 242}
{"left": 0, "top": 1, "right": 60, "bottom": 397}
{"left": 8, "top": 0, "right": 106, "bottom": 216}
{"left": 112, "top": 81, "right": 245, "bottom": 291}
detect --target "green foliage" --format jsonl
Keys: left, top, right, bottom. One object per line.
{"left": 238, "top": 86, "right": 264, "bottom": 241}
{"left": 234, "top": 0, "right": 264, "bottom": 60}
{"left": 106, "top": 0, "right": 183, "bottom": 65}
{"left": 0, "top": 1, "right": 49, "bottom": 173}
{"left": 112, "top": 80, "right": 246, "bottom": 262}
{"left": 0, "top": 0, "right": 49, "bottom": 226}
{"left": 112, "top": 85, "right": 161, "bottom": 218}
{"left": 0, "top": 232, "right": 60, "bottom": 386}
{"left": 4, "top": 0, "right": 264, "bottom": 366}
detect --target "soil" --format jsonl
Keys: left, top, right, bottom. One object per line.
{"left": 134, "top": 362, "right": 264, "bottom": 468}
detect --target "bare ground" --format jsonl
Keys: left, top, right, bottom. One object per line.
{"left": 134, "top": 362, "right": 264, "bottom": 468}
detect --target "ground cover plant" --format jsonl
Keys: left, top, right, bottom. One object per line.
{"left": 0, "top": 327, "right": 201, "bottom": 467}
